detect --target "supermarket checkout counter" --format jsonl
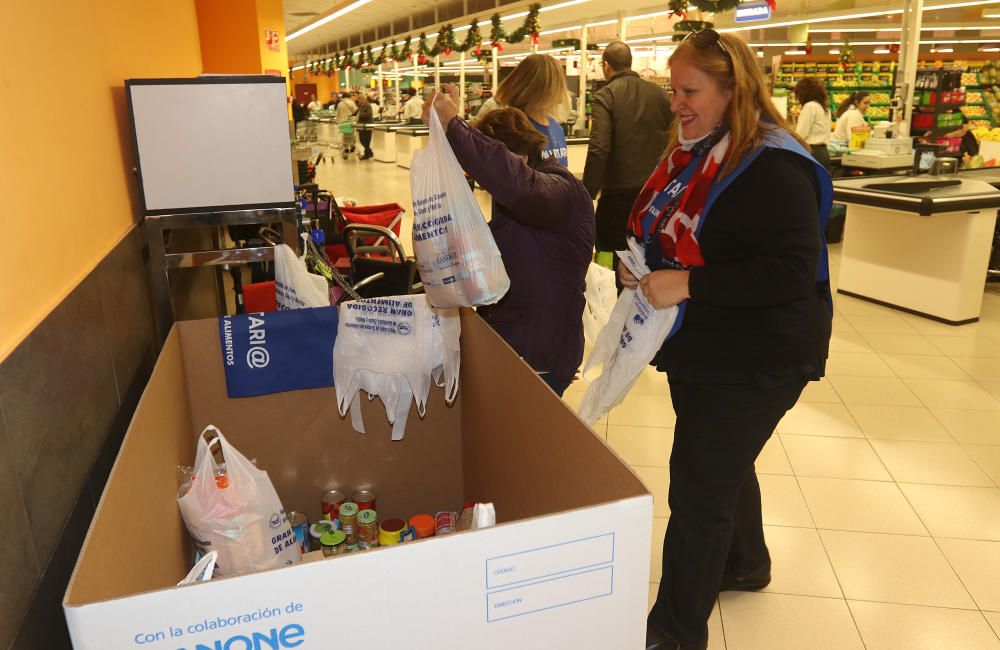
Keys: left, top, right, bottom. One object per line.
{"left": 395, "top": 127, "right": 429, "bottom": 169}
{"left": 370, "top": 122, "right": 408, "bottom": 163}
{"left": 566, "top": 136, "right": 589, "bottom": 178}
{"left": 832, "top": 173, "right": 1000, "bottom": 324}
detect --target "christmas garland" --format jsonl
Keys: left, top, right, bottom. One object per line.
{"left": 302, "top": 4, "right": 536, "bottom": 71}
{"left": 489, "top": 4, "right": 540, "bottom": 50}
{"left": 672, "top": 20, "right": 714, "bottom": 40}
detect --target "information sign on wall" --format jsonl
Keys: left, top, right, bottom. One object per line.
{"left": 265, "top": 29, "right": 281, "bottom": 53}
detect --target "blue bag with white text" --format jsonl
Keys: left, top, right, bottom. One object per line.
{"left": 219, "top": 306, "right": 339, "bottom": 398}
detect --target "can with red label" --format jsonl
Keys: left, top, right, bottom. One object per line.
{"left": 322, "top": 490, "right": 346, "bottom": 521}
{"left": 357, "top": 509, "right": 379, "bottom": 549}
{"left": 339, "top": 502, "right": 359, "bottom": 546}
{"left": 352, "top": 490, "right": 376, "bottom": 512}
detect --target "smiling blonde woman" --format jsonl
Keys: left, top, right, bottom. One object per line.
{"left": 617, "top": 30, "right": 836, "bottom": 650}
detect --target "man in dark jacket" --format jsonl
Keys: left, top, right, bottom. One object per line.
{"left": 583, "top": 41, "right": 672, "bottom": 283}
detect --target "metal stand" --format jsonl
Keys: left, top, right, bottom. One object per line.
{"left": 144, "top": 207, "right": 298, "bottom": 342}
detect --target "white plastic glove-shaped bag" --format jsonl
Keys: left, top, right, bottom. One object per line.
{"left": 409, "top": 99, "right": 509, "bottom": 308}
{"left": 333, "top": 295, "right": 460, "bottom": 440}
{"left": 577, "top": 242, "right": 679, "bottom": 426}
{"left": 177, "top": 426, "right": 301, "bottom": 578}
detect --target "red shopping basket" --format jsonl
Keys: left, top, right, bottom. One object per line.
{"left": 244, "top": 281, "right": 278, "bottom": 313}
{"left": 340, "top": 203, "right": 405, "bottom": 237}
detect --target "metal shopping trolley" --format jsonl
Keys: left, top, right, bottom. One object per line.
{"left": 337, "top": 120, "right": 357, "bottom": 160}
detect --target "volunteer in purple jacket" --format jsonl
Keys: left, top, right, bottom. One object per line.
{"left": 619, "top": 31, "right": 833, "bottom": 650}
{"left": 423, "top": 87, "right": 595, "bottom": 396}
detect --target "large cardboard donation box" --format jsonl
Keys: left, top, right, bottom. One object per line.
{"left": 64, "top": 310, "right": 653, "bottom": 649}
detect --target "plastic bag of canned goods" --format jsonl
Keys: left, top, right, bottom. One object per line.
{"left": 333, "top": 294, "right": 460, "bottom": 440}
{"left": 176, "top": 426, "right": 301, "bottom": 577}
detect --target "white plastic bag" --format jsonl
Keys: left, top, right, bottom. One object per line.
{"left": 333, "top": 295, "right": 460, "bottom": 439}
{"left": 577, "top": 243, "right": 678, "bottom": 426}
{"left": 274, "top": 241, "right": 330, "bottom": 310}
{"left": 583, "top": 262, "right": 618, "bottom": 344}
{"left": 409, "top": 99, "right": 510, "bottom": 308}
{"left": 177, "top": 426, "right": 301, "bottom": 578}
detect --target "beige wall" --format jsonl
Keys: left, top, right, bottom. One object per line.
{"left": 0, "top": 0, "right": 203, "bottom": 361}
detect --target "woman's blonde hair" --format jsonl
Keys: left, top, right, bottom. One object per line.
{"left": 667, "top": 32, "right": 804, "bottom": 177}
{"left": 495, "top": 54, "right": 568, "bottom": 120}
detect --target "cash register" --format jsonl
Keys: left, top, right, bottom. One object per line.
{"left": 841, "top": 122, "right": 915, "bottom": 169}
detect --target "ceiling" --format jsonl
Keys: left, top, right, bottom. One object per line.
{"left": 285, "top": 0, "right": 1000, "bottom": 65}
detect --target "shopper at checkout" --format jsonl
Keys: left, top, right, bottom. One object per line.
{"left": 401, "top": 87, "right": 424, "bottom": 125}
{"left": 793, "top": 76, "right": 832, "bottom": 169}
{"left": 422, "top": 86, "right": 595, "bottom": 396}
{"left": 335, "top": 92, "right": 358, "bottom": 121}
{"left": 616, "top": 29, "right": 833, "bottom": 650}
{"left": 833, "top": 91, "right": 870, "bottom": 142}
{"left": 356, "top": 94, "right": 375, "bottom": 160}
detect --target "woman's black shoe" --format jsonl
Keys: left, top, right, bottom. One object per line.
{"left": 719, "top": 563, "right": 771, "bottom": 592}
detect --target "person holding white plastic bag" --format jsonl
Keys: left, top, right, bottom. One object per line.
{"left": 623, "top": 31, "right": 833, "bottom": 650}
{"left": 422, "top": 88, "right": 594, "bottom": 396}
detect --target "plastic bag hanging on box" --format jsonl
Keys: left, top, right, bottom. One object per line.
{"left": 409, "top": 97, "right": 510, "bottom": 308}
{"left": 176, "top": 426, "right": 301, "bottom": 578}
{"left": 577, "top": 242, "right": 678, "bottom": 426}
{"left": 274, "top": 241, "right": 330, "bottom": 310}
{"left": 333, "top": 295, "right": 460, "bottom": 440}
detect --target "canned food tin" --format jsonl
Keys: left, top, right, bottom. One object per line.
{"left": 379, "top": 518, "right": 407, "bottom": 546}
{"left": 288, "top": 511, "right": 310, "bottom": 553}
{"left": 322, "top": 490, "right": 346, "bottom": 521}
{"left": 357, "top": 509, "right": 380, "bottom": 549}
{"left": 409, "top": 514, "right": 435, "bottom": 539}
{"left": 320, "top": 530, "right": 347, "bottom": 557}
{"left": 352, "top": 490, "right": 376, "bottom": 512}
{"left": 434, "top": 511, "right": 457, "bottom": 536}
{"left": 310, "top": 520, "right": 338, "bottom": 549}
{"left": 339, "top": 502, "right": 359, "bottom": 545}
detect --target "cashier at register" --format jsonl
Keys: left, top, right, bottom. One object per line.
{"left": 941, "top": 111, "right": 981, "bottom": 159}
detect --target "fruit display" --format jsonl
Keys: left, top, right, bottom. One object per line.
{"left": 961, "top": 105, "right": 988, "bottom": 118}
{"left": 966, "top": 91, "right": 983, "bottom": 104}
{"left": 865, "top": 106, "right": 891, "bottom": 119}
{"left": 970, "top": 119, "right": 993, "bottom": 130}
{"left": 971, "top": 126, "right": 1000, "bottom": 142}
{"left": 962, "top": 72, "right": 979, "bottom": 86}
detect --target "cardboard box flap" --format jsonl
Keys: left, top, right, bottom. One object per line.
{"left": 459, "top": 309, "right": 648, "bottom": 521}
{"left": 65, "top": 329, "right": 195, "bottom": 606}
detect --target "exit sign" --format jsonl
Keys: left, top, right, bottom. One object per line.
{"left": 735, "top": 1, "right": 771, "bottom": 22}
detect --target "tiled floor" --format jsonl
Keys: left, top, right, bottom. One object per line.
{"left": 319, "top": 156, "right": 1000, "bottom": 648}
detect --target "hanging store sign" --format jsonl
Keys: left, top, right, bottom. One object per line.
{"left": 735, "top": 2, "right": 772, "bottom": 22}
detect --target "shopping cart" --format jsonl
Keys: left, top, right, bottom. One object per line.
{"left": 338, "top": 121, "right": 357, "bottom": 160}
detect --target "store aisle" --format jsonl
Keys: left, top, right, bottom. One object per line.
{"left": 320, "top": 154, "right": 1000, "bottom": 649}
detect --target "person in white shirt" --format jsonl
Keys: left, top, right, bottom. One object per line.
{"left": 335, "top": 93, "right": 357, "bottom": 121}
{"left": 793, "top": 77, "right": 832, "bottom": 170}
{"left": 306, "top": 94, "right": 324, "bottom": 113}
{"left": 833, "top": 91, "right": 870, "bottom": 143}
{"left": 401, "top": 87, "right": 424, "bottom": 124}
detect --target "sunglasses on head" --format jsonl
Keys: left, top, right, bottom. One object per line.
{"left": 681, "top": 29, "right": 733, "bottom": 67}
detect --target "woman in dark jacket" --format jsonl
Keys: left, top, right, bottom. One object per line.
{"left": 423, "top": 88, "right": 595, "bottom": 396}
{"left": 356, "top": 94, "right": 375, "bottom": 159}
{"left": 619, "top": 31, "right": 833, "bottom": 650}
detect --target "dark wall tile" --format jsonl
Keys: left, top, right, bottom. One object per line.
{"left": 87, "top": 352, "right": 153, "bottom": 508}
{"left": 0, "top": 402, "right": 41, "bottom": 650}
{"left": 11, "top": 489, "right": 95, "bottom": 650}
{"left": 0, "top": 269, "right": 119, "bottom": 567}
{"left": 97, "top": 225, "right": 156, "bottom": 402}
